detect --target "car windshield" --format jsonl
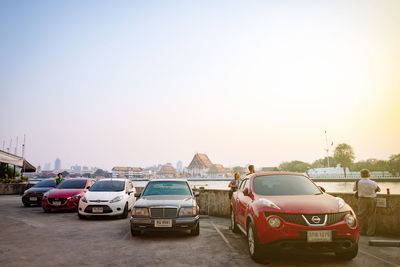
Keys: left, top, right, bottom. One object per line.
{"left": 142, "top": 181, "right": 191, "bottom": 196}
{"left": 254, "top": 175, "right": 321, "bottom": 196}
{"left": 89, "top": 180, "right": 125, "bottom": 192}
{"left": 57, "top": 179, "right": 87, "bottom": 189}
{"left": 35, "top": 180, "right": 55, "bottom": 187}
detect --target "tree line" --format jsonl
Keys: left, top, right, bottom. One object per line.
{"left": 278, "top": 143, "right": 400, "bottom": 177}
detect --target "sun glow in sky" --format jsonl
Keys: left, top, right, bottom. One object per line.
{"left": 1, "top": 0, "right": 399, "bottom": 170}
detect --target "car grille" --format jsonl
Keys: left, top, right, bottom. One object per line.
{"left": 150, "top": 208, "right": 177, "bottom": 218}
{"left": 265, "top": 211, "right": 350, "bottom": 226}
{"left": 84, "top": 205, "right": 113, "bottom": 213}
{"left": 48, "top": 198, "right": 67, "bottom": 205}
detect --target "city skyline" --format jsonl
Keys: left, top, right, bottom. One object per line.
{"left": 1, "top": 1, "right": 399, "bottom": 170}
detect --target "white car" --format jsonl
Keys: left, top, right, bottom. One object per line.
{"left": 78, "top": 178, "right": 136, "bottom": 219}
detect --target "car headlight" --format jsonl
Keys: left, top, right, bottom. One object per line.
{"left": 268, "top": 216, "right": 282, "bottom": 228}
{"left": 132, "top": 207, "right": 149, "bottom": 217}
{"left": 23, "top": 190, "right": 28, "bottom": 196}
{"left": 81, "top": 196, "right": 88, "bottom": 203}
{"left": 336, "top": 197, "right": 345, "bottom": 209}
{"left": 179, "top": 207, "right": 197, "bottom": 217}
{"left": 258, "top": 198, "right": 281, "bottom": 210}
{"left": 69, "top": 194, "right": 81, "bottom": 200}
{"left": 345, "top": 214, "right": 356, "bottom": 227}
{"left": 110, "top": 195, "right": 124, "bottom": 203}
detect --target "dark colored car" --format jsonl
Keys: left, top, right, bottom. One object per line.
{"left": 42, "top": 178, "right": 96, "bottom": 212}
{"left": 130, "top": 179, "right": 200, "bottom": 236}
{"left": 22, "top": 179, "right": 56, "bottom": 206}
{"left": 231, "top": 172, "right": 359, "bottom": 262}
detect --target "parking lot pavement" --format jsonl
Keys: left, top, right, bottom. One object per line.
{"left": 0, "top": 196, "right": 399, "bottom": 267}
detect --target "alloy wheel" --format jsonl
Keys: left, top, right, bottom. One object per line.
{"left": 248, "top": 226, "right": 255, "bottom": 255}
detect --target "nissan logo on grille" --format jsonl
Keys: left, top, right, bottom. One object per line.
{"left": 311, "top": 216, "right": 321, "bottom": 224}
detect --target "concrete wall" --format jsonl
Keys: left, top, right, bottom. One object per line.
{"left": 0, "top": 183, "right": 33, "bottom": 195}
{"left": 193, "top": 189, "right": 400, "bottom": 237}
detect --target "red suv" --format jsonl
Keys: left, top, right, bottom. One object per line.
{"left": 231, "top": 172, "right": 359, "bottom": 262}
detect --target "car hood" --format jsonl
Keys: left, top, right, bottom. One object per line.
{"left": 84, "top": 191, "right": 125, "bottom": 201}
{"left": 46, "top": 188, "right": 84, "bottom": 198}
{"left": 256, "top": 194, "right": 342, "bottom": 214}
{"left": 26, "top": 187, "right": 53, "bottom": 194}
{"left": 135, "top": 195, "right": 195, "bottom": 208}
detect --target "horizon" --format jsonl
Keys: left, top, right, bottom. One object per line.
{"left": 1, "top": 0, "right": 399, "bottom": 171}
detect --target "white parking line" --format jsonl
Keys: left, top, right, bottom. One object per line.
{"left": 359, "top": 249, "right": 400, "bottom": 267}
{"left": 210, "top": 221, "right": 234, "bottom": 251}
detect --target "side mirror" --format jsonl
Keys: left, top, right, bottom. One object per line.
{"left": 134, "top": 192, "right": 141, "bottom": 198}
{"left": 319, "top": 186, "right": 326, "bottom": 193}
{"left": 194, "top": 191, "right": 200, "bottom": 197}
{"left": 243, "top": 188, "right": 249, "bottom": 196}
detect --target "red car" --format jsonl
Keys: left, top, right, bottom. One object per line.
{"left": 42, "top": 178, "right": 96, "bottom": 212}
{"left": 231, "top": 172, "right": 359, "bottom": 262}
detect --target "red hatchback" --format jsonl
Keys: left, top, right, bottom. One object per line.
{"left": 42, "top": 178, "right": 96, "bottom": 212}
{"left": 231, "top": 172, "right": 359, "bottom": 262}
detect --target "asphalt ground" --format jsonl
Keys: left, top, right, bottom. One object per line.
{"left": 0, "top": 195, "right": 399, "bottom": 267}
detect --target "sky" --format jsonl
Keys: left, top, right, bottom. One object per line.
{"left": 1, "top": 0, "right": 399, "bottom": 171}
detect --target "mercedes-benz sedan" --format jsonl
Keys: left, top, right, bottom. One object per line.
{"left": 130, "top": 179, "right": 199, "bottom": 236}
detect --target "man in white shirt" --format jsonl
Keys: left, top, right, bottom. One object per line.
{"left": 353, "top": 169, "right": 380, "bottom": 236}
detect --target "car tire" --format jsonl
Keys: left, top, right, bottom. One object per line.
{"left": 23, "top": 202, "right": 30, "bottom": 207}
{"left": 120, "top": 203, "right": 129, "bottom": 219}
{"left": 190, "top": 222, "right": 200, "bottom": 236}
{"left": 247, "top": 221, "right": 264, "bottom": 262}
{"left": 335, "top": 243, "right": 358, "bottom": 260}
{"left": 43, "top": 208, "right": 51, "bottom": 213}
{"left": 131, "top": 227, "right": 141, "bottom": 236}
{"left": 231, "top": 208, "right": 239, "bottom": 233}
{"left": 78, "top": 213, "right": 86, "bottom": 219}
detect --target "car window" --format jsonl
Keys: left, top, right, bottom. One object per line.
{"left": 142, "top": 181, "right": 191, "bottom": 196}
{"left": 89, "top": 180, "right": 125, "bottom": 192}
{"left": 35, "top": 179, "right": 56, "bottom": 187}
{"left": 57, "top": 179, "right": 87, "bottom": 189}
{"left": 254, "top": 175, "right": 321, "bottom": 196}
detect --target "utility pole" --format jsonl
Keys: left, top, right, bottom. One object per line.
{"left": 15, "top": 136, "right": 18, "bottom": 155}
{"left": 325, "top": 130, "right": 330, "bottom": 168}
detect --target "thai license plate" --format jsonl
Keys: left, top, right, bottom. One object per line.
{"left": 29, "top": 197, "right": 37, "bottom": 201}
{"left": 154, "top": 219, "right": 172, "bottom": 228}
{"left": 92, "top": 207, "right": 103, "bottom": 213}
{"left": 53, "top": 201, "right": 61, "bottom": 206}
{"left": 307, "top": 230, "right": 332, "bottom": 242}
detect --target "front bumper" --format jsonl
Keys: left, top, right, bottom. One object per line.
{"left": 130, "top": 216, "right": 199, "bottom": 231}
{"left": 22, "top": 193, "right": 44, "bottom": 205}
{"left": 42, "top": 198, "right": 80, "bottom": 211}
{"left": 78, "top": 201, "right": 126, "bottom": 216}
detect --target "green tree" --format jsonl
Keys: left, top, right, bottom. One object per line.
{"left": 311, "top": 157, "right": 337, "bottom": 168}
{"left": 232, "top": 166, "right": 246, "bottom": 175}
{"left": 278, "top": 161, "right": 311, "bottom": 173}
{"left": 388, "top": 154, "right": 400, "bottom": 176}
{"left": 333, "top": 143, "right": 355, "bottom": 177}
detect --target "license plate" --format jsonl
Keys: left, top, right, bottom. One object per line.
{"left": 29, "top": 197, "right": 37, "bottom": 201}
{"left": 53, "top": 201, "right": 61, "bottom": 206}
{"left": 307, "top": 230, "right": 332, "bottom": 242}
{"left": 154, "top": 219, "right": 172, "bottom": 228}
{"left": 92, "top": 207, "right": 103, "bottom": 213}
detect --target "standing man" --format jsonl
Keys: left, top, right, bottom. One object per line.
{"left": 55, "top": 173, "right": 64, "bottom": 186}
{"left": 247, "top": 165, "right": 255, "bottom": 175}
{"left": 353, "top": 169, "right": 380, "bottom": 236}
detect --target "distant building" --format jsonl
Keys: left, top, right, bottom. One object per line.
{"left": 207, "top": 164, "right": 226, "bottom": 178}
{"left": 44, "top": 162, "right": 51, "bottom": 171}
{"left": 54, "top": 158, "right": 61, "bottom": 170}
{"left": 112, "top": 167, "right": 144, "bottom": 179}
{"left": 159, "top": 165, "right": 177, "bottom": 178}
{"left": 71, "top": 165, "right": 82, "bottom": 173}
{"left": 176, "top": 161, "right": 183, "bottom": 173}
{"left": 82, "top": 166, "right": 89, "bottom": 171}
{"left": 36, "top": 165, "right": 42, "bottom": 173}
{"left": 187, "top": 153, "right": 213, "bottom": 177}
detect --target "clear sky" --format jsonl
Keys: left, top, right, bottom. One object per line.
{"left": 1, "top": 0, "right": 399, "bottom": 170}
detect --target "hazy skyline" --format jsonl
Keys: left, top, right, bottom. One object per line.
{"left": 1, "top": 0, "right": 399, "bottom": 170}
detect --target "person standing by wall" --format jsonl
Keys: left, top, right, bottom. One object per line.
{"left": 353, "top": 169, "right": 380, "bottom": 236}
{"left": 54, "top": 173, "right": 64, "bottom": 186}
{"left": 228, "top": 172, "right": 240, "bottom": 199}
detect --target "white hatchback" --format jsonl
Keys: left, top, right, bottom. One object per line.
{"left": 78, "top": 178, "right": 136, "bottom": 219}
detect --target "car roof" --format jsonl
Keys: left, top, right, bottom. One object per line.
{"left": 96, "top": 178, "right": 127, "bottom": 182}
{"left": 148, "top": 178, "right": 188, "bottom": 182}
{"left": 250, "top": 171, "right": 308, "bottom": 178}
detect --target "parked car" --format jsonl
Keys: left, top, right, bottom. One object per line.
{"left": 42, "top": 178, "right": 96, "bottom": 212}
{"left": 130, "top": 179, "right": 199, "bottom": 236}
{"left": 22, "top": 178, "right": 56, "bottom": 206}
{"left": 78, "top": 178, "right": 136, "bottom": 219}
{"left": 230, "top": 172, "right": 359, "bottom": 262}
